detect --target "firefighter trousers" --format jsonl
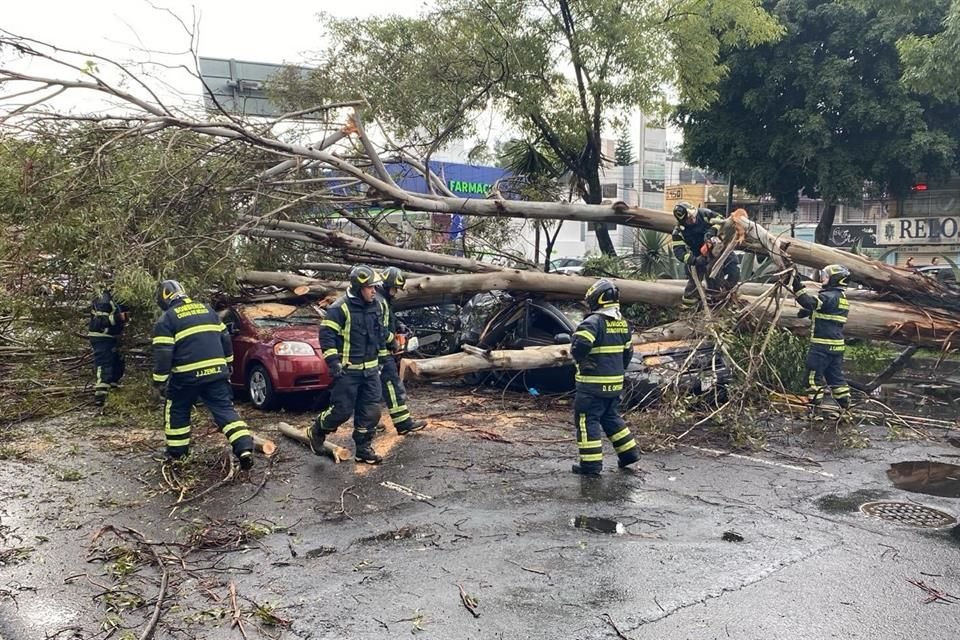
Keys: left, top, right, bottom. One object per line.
{"left": 317, "top": 371, "right": 382, "bottom": 447}
{"left": 805, "top": 346, "right": 849, "bottom": 409}
{"left": 573, "top": 392, "right": 640, "bottom": 474}
{"left": 164, "top": 378, "right": 253, "bottom": 459}
{"left": 681, "top": 256, "right": 739, "bottom": 310}
{"left": 380, "top": 356, "right": 415, "bottom": 431}
{"left": 90, "top": 337, "right": 124, "bottom": 404}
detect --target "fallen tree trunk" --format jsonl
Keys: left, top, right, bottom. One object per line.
{"left": 402, "top": 344, "right": 573, "bottom": 381}
{"left": 239, "top": 215, "right": 502, "bottom": 274}
{"left": 276, "top": 421, "right": 350, "bottom": 463}
{"left": 394, "top": 270, "right": 684, "bottom": 309}
{"left": 237, "top": 269, "right": 960, "bottom": 350}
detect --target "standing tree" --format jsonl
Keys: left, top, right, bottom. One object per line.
{"left": 271, "top": 0, "right": 782, "bottom": 255}
{"left": 894, "top": 0, "right": 960, "bottom": 98}
{"left": 614, "top": 127, "right": 634, "bottom": 166}
{"left": 676, "top": 0, "right": 960, "bottom": 245}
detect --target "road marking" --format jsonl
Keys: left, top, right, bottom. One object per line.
{"left": 680, "top": 444, "right": 835, "bottom": 478}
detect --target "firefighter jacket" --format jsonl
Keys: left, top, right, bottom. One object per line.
{"left": 152, "top": 298, "right": 233, "bottom": 386}
{"left": 88, "top": 291, "right": 127, "bottom": 338}
{"left": 377, "top": 292, "right": 398, "bottom": 353}
{"left": 320, "top": 293, "right": 388, "bottom": 373}
{"left": 571, "top": 307, "right": 634, "bottom": 398}
{"left": 672, "top": 208, "right": 725, "bottom": 265}
{"left": 792, "top": 283, "right": 848, "bottom": 351}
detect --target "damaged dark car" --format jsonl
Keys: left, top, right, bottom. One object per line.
{"left": 397, "top": 292, "right": 731, "bottom": 408}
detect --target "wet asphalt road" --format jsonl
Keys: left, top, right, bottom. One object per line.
{"left": 1, "top": 387, "right": 958, "bottom": 639}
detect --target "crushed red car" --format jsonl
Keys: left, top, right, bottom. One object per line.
{"left": 219, "top": 303, "right": 334, "bottom": 410}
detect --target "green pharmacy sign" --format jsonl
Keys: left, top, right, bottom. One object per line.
{"left": 448, "top": 180, "right": 492, "bottom": 195}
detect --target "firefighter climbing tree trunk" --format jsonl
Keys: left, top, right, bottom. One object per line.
{"left": 815, "top": 202, "right": 838, "bottom": 246}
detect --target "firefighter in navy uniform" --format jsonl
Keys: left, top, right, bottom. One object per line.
{"left": 790, "top": 264, "right": 852, "bottom": 416}
{"left": 569, "top": 279, "right": 641, "bottom": 476}
{"left": 309, "top": 265, "right": 389, "bottom": 465}
{"left": 671, "top": 202, "right": 739, "bottom": 309}
{"left": 151, "top": 280, "right": 254, "bottom": 469}
{"left": 88, "top": 288, "right": 128, "bottom": 406}
{"left": 376, "top": 267, "right": 427, "bottom": 435}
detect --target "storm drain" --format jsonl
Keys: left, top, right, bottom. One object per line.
{"left": 859, "top": 501, "right": 957, "bottom": 528}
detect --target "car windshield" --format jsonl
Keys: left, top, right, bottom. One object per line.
{"left": 238, "top": 303, "right": 323, "bottom": 328}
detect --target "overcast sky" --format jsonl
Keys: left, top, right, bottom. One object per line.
{"left": 4, "top": 1, "right": 424, "bottom": 64}
{"left": 2, "top": 0, "right": 674, "bottom": 149}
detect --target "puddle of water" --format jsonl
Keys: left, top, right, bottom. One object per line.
{"left": 888, "top": 461, "right": 960, "bottom": 498}
{"left": 571, "top": 516, "right": 624, "bottom": 535}
{"left": 816, "top": 489, "right": 889, "bottom": 513}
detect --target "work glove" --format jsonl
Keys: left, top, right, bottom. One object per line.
{"left": 797, "top": 308, "right": 811, "bottom": 319}
{"left": 693, "top": 255, "right": 708, "bottom": 268}
{"left": 790, "top": 270, "right": 804, "bottom": 294}
{"left": 328, "top": 360, "right": 343, "bottom": 381}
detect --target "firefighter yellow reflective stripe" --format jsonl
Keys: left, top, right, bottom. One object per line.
{"left": 386, "top": 382, "right": 410, "bottom": 422}
{"left": 378, "top": 349, "right": 389, "bottom": 356}
{"left": 610, "top": 428, "right": 631, "bottom": 442}
{"left": 152, "top": 336, "right": 175, "bottom": 345}
{"left": 342, "top": 306, "right": 352, "bottom": 366}
{"left": 224, "top": 354, "right": 234, "bottom": 363}
{"left": 589, "top": 345, "right": 624, "bottom": 354}
{"left": 615, "top": 439, "right": 637, "bottom": 454}
{"left": 174, "top": 324, "right": 224, "bottom": 342}
{"left": 575, "top": 374, "right": 625, "bottom": 384}
{"left": 810, "top": 337, "right": 845, "bottom": 347}
{"left": 671, "top": 240, "right": 685, "bottom": 246}
{"left": 166, "top": 425, "right": 191, "bottom": 437}
{"left": 793, "top": 288, "right": 809, "bottom": 297}
{"left": 387, "top": 332, "right": 395, "bottom": 343}
{"left": 580, "top": 453, "right": 604, "bottom": 462}
{"left": 322, "top": 348, "right": 338, "bottom": 358}
{"left": 813, "top": 313, "right": 847, "bottom": 323}
{"left": 345, "top": 359, "right": 379, "bottom": 370}
{"left": 222, "top": 421, "right": 251, "bottom": 443}
{"left": 578, "top": 413, "right": 588, "bottom": 445}
{"left": 574, "top": 330, "right": 596, "bottom": 343}
{"left": 171, "top": 357, "right": 227, "bottom": 373}
{"left": 153, "top": 372, "right": 170, "bottom": 382}
{"left": 321, "top": 319, "right": 342, "bottom": 332}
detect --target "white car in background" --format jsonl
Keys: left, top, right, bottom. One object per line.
{"left": 549, "top": 256, "right": 585, "bottom": 275}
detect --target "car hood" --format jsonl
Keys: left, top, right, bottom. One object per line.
{"left": 258, "top": 325, "right": 321, "bottom": 345}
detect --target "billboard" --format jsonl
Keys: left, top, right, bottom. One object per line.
{"left": 198, "top": 57, "right": 316, "bottom": 119}
{"left": 879, "top": 217, "right": 960, "bottom": 245}
{"left": 829, "top": 224, "right": 877, "bottom": 248}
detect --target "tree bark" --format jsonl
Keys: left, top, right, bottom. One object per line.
{"left": 815, "top": 202, "right": 838, "bottom": 246}
{"left": 401, "top": 344, "right": 573, "bottom": 381}
{"left": 238, "top": 269, "right": 960, "bottom": 350}
{"left": 238, "top": 215, "right": 502, "bottom": 274}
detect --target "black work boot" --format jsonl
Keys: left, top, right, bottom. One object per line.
{"left": 396, "top": 419, "right": 427, "bottom": 435}
{"left": 571, "top": 464, "right": 601, "bottom": 477}
{"left": 355, "top": 445, "right": 383, "bottom": 465}
{"left": 237, "top": 450, "right": 254, "bottom": 471}
{"left": 617, "top": 448, "right": 641, "bottom": 469}
{"left": 307, "top": 420, "right": 327, "bottom": 457}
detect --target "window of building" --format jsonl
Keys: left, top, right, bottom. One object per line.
{"left": 601, "top": 183, "right": 618, "bottom": 198}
